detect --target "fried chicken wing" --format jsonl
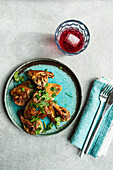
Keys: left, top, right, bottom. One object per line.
{"left": 18, "top": 110, "right": 43, "bottom": 135}
{"left": 11, "top": 80, "right": 34, "bottom": 106}
{"left": 44, "top": 105, "right": 56, "bottom": 123}
{"left": 45, "top": 101, "right": 70, "bottom": 124}
{"left": 26, "top": 70, "right": 54, "bottom": 89}
{"left": 53, "top": 103, "right": 70, "bottom": 121}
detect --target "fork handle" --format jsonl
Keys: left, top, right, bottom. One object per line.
{"left": 79, "top": 101, "right": 103, "bottom": 158}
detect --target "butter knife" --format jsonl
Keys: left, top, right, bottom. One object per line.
{"left": 85, "top": 89, "right": 113, "bottom": 154}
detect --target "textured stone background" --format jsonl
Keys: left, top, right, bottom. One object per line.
{"left": 0, "top": 0, "right": 113, "bottom": 170}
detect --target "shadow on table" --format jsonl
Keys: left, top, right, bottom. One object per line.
{"left": 11, "top": 32, "right": 64, "bottom": 59}
{"left": 68, "top": 79, "right": 95, "bottom": 141}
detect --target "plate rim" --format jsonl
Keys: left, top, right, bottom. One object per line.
{"left": 4, "top": 58, "right": 82, "bottom": 136}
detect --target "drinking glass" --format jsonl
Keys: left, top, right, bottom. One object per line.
{"left": 55, "top": 20, "right": 90, "bottom": 55}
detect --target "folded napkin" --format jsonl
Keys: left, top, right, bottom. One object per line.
{"left": 70, "top": 77, "right": 113, "bottom": 158}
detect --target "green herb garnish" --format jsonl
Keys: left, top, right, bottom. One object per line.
{"left": 50, "top": 87, "right": 57, "bottom": 92}
{"left": 44, "top": 69, "right": 48, "bottom": 72}
{"left": 35, "top": 124, "right": 42, "bottom": 135}
{"left": 29, "top": 84, "right": 34, "bottom": 89}
{"left": 30, "top": 89, "right": 51, "bottom": 115}
{"left": 30, "top": 115, "right": 40, "bottom": 122}
{"left": 55, "top": 117, "right": 61, "bottom": 126}
{"left": 59, "top": 66, "right": 62, "bottom": 70}
{"left": 45, "top": 83, "right": 49, "bottom": 87}
{"left": 30, "top": 117, "right": 40, "bottom": 123}
{"left": 44, "top": 122, "right": 53, "bottom": 130}
{"left": 14, "top": 71, "right": 25, "bottom": 83}
{"left": 19, "top": 76, "right": 25, "bottom": 82}
{"left": 52, "top": 93, "right": 56, "bottom": 98}
{"left": 14, "top": 71, "right": 19, "bottom": 83}
{"left": 53, "top": 100, "right": 57, "bottom": 104}
{"left": 20, "top": 88, "right": 25, "bottom": 92}
{"left": 29, "top": 103, "right": 38, "bottom": 109}
{"left": 65, "top": 92, "right": 73, "bottom": 98}
{"left": 29, "top": 89, "right": 35, "bottom": 97}
{"left": 44, "top": 122, "right": 47, "bottom": 129}
{"left": 40, "top": 101, "right": 49, "bottom": 106}
{"left": 35, "top": 94, "right": 41, "bottom": 100}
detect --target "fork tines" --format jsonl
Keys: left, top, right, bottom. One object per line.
{"left": 101, "top": 84, "right": 113, "bottom": 97}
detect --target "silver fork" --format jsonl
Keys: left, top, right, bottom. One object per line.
{"left": 79, "top": 84, "right": 113, "bottom": 158}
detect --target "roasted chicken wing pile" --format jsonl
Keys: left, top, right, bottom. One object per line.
{"left": 11, "top": 69, "right": 70, "bottom": 135}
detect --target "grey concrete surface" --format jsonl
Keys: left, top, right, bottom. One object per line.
{"left": 0, "top": 0, "right": 113, "bottom": 170}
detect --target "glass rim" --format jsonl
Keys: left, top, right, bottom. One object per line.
{"left": 55, "top": 19, "right": 90, "bottom": 55}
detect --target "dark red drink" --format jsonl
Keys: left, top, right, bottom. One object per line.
{"left": 59, "top": 28, "right": 84, "bottom": 53}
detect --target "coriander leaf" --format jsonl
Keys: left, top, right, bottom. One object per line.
{"left": 30, "top": 115, "right": 40, "bottom": 122}
{"left": 35, "top": 94, "right": 41, "bottom": 100}
{"left": 59, "top": 66, "right": 62, "bottom": 70}
{"left": 42, "top": 91, "right": 51, "bottom": 101}
{"left": 19, "top": 76, "right": 25, "bottom": 82}
{"left": 40, "top": 101, "right": 49, "bottom": 106}
{"left": 14, "top": 77, "right": 19, "bottom": 83}
{"left": 20, "top": 88, "right": 25, "bottom": 92}
{"left": 38, "top": 90, "right": 42, "bottom": 94}
{"left": 47, "top": 122, "right": 53, "bottom": 130}
{"left": 41, "top": 130, "right": 47, "bottom": 133}
{"left": 30, "top": 117, "right": 40, "bottom": 123}
{"left": 29, "top": 84, "right": 34, "bottom": 89}
{"left": 44, "top": 122, "right": 53, "bottom": 130}
{"left": 33, "top": 123, "right": 36, "bottom": 127}
{"left": 36, "top": 126, "right": 42, "bottom": 135}
{"left": 29, "top": 103, "right": 38, "bottom": 109}
{"left": 50, "top": 87, "right": 57, "bottom": 92}
{"left": 52, "top": 93, "right": 56, "bottom": 98}
{"left": 38, "top": 106, "right": 45, "bottom": 114}
{"left": 44, "top": 122, "right": 47, "bottom": 129}
{"left": 29, "top": 89, "right": 35, "bottom": 97}
{"left": 55, "top": 117, "right": 61, "bottom": 126}
{"left": 14, "top": 71, "right": 25, "bottom": 83}
{"left": 14, "top": 71, "right": 19, "bottom": 83}
{"left": 65, "top": 92, "right": 73, "bottom": 98}
{"left": 14, "top": 71, "right": 18, "bottom": 79}
{"left": 53, "top": 100, "right": 57, "bottom": 104}
{"left": 44, "top": 69, "right": 48, "bottom": 72}
{"left": 45, "top": 83, "right": 48, "bottom": 87}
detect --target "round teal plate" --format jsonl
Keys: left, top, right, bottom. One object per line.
{"left": 4, "top": 58, "right": 82, "bottom": 135}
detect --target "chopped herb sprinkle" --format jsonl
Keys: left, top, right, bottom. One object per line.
{"left": 50, "top": 87, "right": 57, "bottom": 92}
{"left": 35, "top": 124, "right": 42, "bottom": 135}
{"left": 65, "top": 92, "right": 73, "bottom": 98}
{"left": 44, "top": 69, "right": 48, "bottom": 72}
{"left": 29, "top": 84, "right": 34, "bottom": 89}
{"left": 52, "top": 93, "right": 56, "bottom": 98}
{"left": 55, "top": 117, "right": 61, "bottom": 126}
{"left": 44, "top": 122, "right": 53, "bottom": 131}
{"left": 14, "top": 71, "right": 25, "bottom": 83}
{"left": 45, "top": 83, "right": 49, "bottom": 87}
{"left": 53, "top": 100, "right": 57, "bottom": 104}
{"left": 59, "top": 66, "right": 63, "bottom": 70}
{"left": 20, "top": 88, "right": 25, "bottom": 92}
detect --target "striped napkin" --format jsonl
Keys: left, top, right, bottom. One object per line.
{"left": 70, "top": 77, "right": 113, "bottom": 158}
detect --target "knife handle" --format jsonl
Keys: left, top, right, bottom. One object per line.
{"left": 85, "top": 103, "right": 112, "bottom": 154}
